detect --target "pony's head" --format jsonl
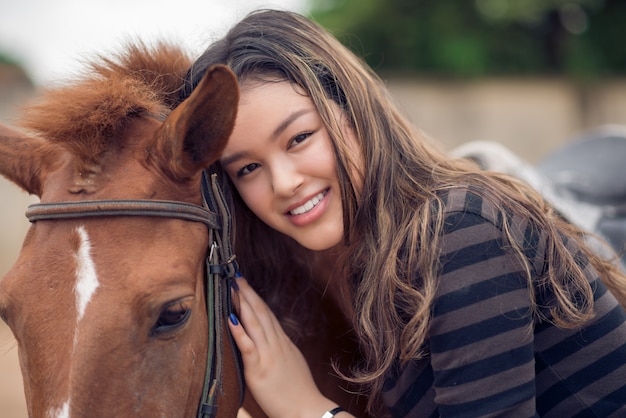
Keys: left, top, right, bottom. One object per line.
{"left": 0, "top": 41, "right": 241, "bottom": 417}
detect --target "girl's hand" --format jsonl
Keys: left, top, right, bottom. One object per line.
{"left": 228, "top": 277, "right": 350, "bottom": 418}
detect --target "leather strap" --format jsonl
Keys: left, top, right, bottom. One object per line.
{"left": 196, "top": 170, "right": 245, "bottom": 418}
{"left": 26, "top": 199, "right": 220, "bottom": 229}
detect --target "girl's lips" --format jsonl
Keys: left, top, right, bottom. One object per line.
{"left": 285, "top": 189, "right": 330, "bottom": 226}
{"left": 288, "top": 190, "right": 328, "bottom": 215}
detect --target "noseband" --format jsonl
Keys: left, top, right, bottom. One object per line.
{"left": 25, "top": 172, "right": 244, "bottom": 418}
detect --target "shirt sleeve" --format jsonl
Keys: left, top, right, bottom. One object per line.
{"left": 428, "top": 210, "right": 540, "bottom": 417}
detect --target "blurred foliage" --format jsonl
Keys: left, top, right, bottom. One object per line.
{"left": 308, "top": 0, "right": 626, "bottom": 78}
{"left": 0, "top": 52, "right": 20, "bottom": 66}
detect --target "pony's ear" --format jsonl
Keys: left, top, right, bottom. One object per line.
{"left": 0, "top": 124, "right": 56, "bottom": 197}
{"left": 156, "top": 65, "right": 239, "bottom": 180}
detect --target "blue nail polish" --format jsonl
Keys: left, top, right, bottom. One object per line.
{"left": 229, "top": 313, "right": 239, "bottom": 326}
{"left": 234, "top": 271, "right": 242, "bottom": 278}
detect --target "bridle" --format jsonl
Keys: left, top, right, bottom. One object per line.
{"left": 25, "top": 171, "right": 245, "bottom": 418}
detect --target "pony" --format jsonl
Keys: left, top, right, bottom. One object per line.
{"left": 0, "top": 41, "right": 244, "bottom": 417}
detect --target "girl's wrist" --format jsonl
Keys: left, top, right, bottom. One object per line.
{"left": 321, "top": 406, "right": 346, "bottom": 417}
{"left": 302, "top": 397, "right": 351, "bottom": 418}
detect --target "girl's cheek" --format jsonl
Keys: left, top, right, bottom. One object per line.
{"left": 238, "top": 183, "right": 267, "bottom": 211}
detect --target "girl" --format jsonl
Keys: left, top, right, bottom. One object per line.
{"left": 181, "top": 9, "right": 626, "bottom": 418}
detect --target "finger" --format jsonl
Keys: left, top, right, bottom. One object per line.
{"left": 235, "top": 277, "right": 282, "bottom": 332}
{"left": 228, "top": 312, "right": 260, "bottom": 365}
{"left": 235, "top": 277, "right": 294, "bottom": 349}
{"left": 236, "top": 286, "right": 272, "bottom": 349}
{"left": 235, "top": 277, "right": 267, "bottom": 309}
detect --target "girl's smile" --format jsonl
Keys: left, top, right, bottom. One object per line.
{"left": 286, "top": 189, "right": 330, "bottom": 226}
{"left": 220, "top": 80, "right": 353, "bottom": 250}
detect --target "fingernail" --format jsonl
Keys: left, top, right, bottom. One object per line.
{"left": 234, "top": 271, "right": 242, "bottom": 278}
{"left": 231, "top": 277, "right": 240, "bottom": 291}
{"left": 229, "top": 313, "right": 239, "bottom": 326}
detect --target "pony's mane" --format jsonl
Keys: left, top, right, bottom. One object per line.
{"left": 18, "top": 41, "right": 192, "bottom": 162}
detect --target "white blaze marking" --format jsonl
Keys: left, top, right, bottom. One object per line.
{"left": 75, "top": 226, "right": 99, "bottom": 321}
{"left": 49, "top": 400, "right": 70, "bottom": 418}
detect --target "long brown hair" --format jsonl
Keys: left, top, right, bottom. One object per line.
{"left": 181, "top": 9, "right": 626, "bottom": 412}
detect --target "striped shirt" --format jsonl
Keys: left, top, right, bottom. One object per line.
{"left": 381, "top": 186, "right": 626, "bottom": 417}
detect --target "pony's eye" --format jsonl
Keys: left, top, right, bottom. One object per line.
{"left": 152, "top": 301, "right": 192, "bottom": 336}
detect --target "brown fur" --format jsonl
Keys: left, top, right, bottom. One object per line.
{"left": 18, "top": 41, "right": 190, "bottom": 165}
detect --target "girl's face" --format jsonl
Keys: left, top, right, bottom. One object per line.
{"left": 220, "top": 80, "right": 355, "bottom": 251}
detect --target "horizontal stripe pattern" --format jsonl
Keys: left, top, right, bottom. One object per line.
{"left": 382, "top": 187, "right": 626, "bottom": 417}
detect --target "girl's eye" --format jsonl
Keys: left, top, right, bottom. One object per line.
{"left": 236, "top": 162, "right": 260, "bottom": 177}
{"left": 289, "top": 131, "right": 313, "bottom": 147}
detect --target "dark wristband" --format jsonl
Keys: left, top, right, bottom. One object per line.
{"left": 322, "top": 406, "right": 346, "bottom": 417}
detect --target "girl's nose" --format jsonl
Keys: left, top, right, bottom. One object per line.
{"left": 270, "top": 159, "right": 303, "bottom": 196}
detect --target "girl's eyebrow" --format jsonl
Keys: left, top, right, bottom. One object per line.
{"left": 271, "top": 108, "right": 312, "bottom": 139}
{"left": 221, "top": 108, "right": 314, "bottom": 168}
{"left": 220, "top": 150, "right": 248, "bottom": 168}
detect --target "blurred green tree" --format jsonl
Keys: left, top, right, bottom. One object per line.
{"left": 308, "top": 0, "right": 626, "bottom": 78}
{"left": 0, "top": 52, "right": 20, "bottom": 66}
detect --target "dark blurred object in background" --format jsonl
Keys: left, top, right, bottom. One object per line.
{"left": 309, "top": 0, "right": 626, "bottom": 78}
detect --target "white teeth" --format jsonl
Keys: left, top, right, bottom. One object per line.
{"left": 290, "top": 191, "right": 326, "bottom": 215}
